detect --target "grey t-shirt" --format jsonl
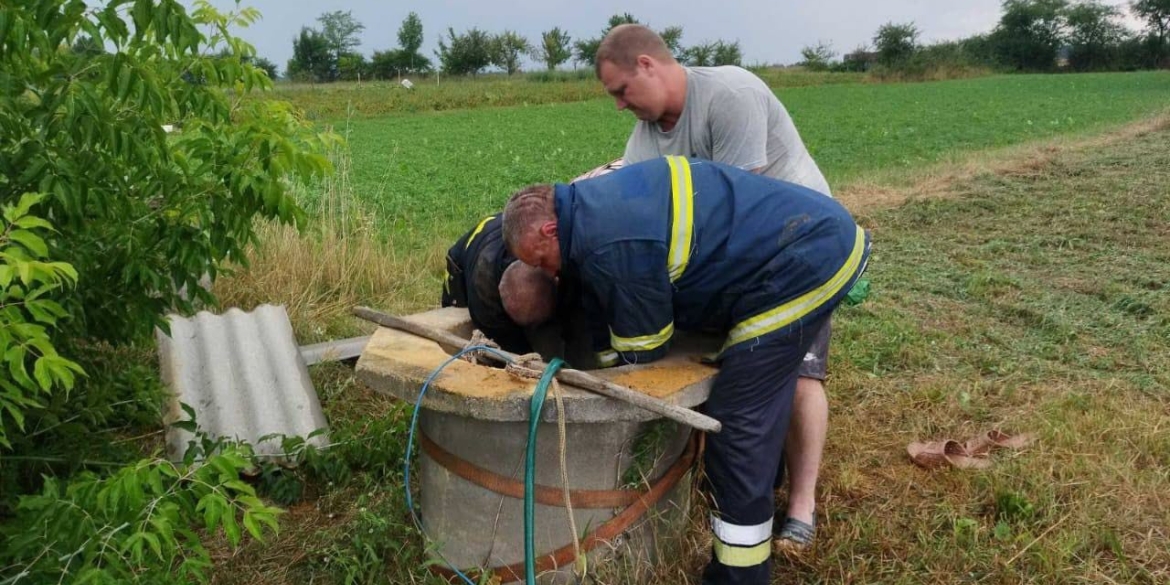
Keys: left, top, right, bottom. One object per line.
{"left": 623, "top": 66, "right": 831, "bottom": 196}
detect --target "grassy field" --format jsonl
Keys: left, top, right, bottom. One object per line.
{"left": 264, "top": 69, "right": 866, "bottom": 120}
{"left": 217, "top": 72, "right": 1170, "bottom": 341}
{"left": 811, "top": 122, "right": 1169, "bottom": 584}
{"left": 299, "top": 72, "right": 1165, "bottom": 284}
{"left": 211, "top": 110, "right": 1170, "bottom": 584}
{"left": 203, "top": 70, "right": 1170, "bottom": 584}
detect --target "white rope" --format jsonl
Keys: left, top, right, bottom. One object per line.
{"left": 552, "top": 378, "right": 587, "bottom": 582}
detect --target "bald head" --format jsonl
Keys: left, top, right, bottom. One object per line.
{"left": 499, "top": 261, "right": 556, "bottom": 326}
{"left": 596, "top": 24, "right": 676, "bottom": 76}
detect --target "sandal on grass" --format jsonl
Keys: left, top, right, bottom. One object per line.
{"left": 773, "top": 515, "right": 816, "bottom": 554}
{"left": 964, "top": 429, "right": 1036, "bottom": 456}
{"left": 906, "top": 440, "right": 992, "bottom": 470}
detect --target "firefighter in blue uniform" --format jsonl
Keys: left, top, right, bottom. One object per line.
{"left": 442, "top": 215, "right": 534, "bottom": 354}
{"left": 501, "top": 156, "right": 870, "bottom": 585}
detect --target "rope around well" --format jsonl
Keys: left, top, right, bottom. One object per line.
{"left": 458, "top": 334, "right": 588, "bottom": 581}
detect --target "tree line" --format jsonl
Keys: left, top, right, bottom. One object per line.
{"left": 282, "top": 11, "right": 743, "bottom": 82}
{"left": 800, "top": 0, "right": 1170, "bottom": 74}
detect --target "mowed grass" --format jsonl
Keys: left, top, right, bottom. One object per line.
{"left": 803, "top": 122, "right": 1170, "bottom": 584}
{"left": 211, "top": 116, "right": 1170, "bottom": 584}
{"left": 331, "top": 71, "right": 1169, "bottom": 257}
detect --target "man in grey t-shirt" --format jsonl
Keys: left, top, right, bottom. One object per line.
{"left": 621, "top": 64, "right": 831, "bottom": 197}
{"left": 596, "top": 24, "right": 833, "bottom": 560}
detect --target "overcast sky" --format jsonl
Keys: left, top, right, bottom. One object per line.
{"left": 185, "top": 0, "right": 1143, "bottom": 74}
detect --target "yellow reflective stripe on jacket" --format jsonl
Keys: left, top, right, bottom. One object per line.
{"left": 596, "top": 350, "right": 619, "bottom": 368}
{"left": 611, "top": 321, "right": 674, "bottom": 353}
{"left": 464, "top": 215, "right": 496, "bottom": 250}
{"left": 723, "top": 225, "right": 866, "bottom": 351}
{"left": 665, "top": 156, "right": 694, "bottom": 283}
{"left": 711, "top": 540, "right": 770, "bottom": 567}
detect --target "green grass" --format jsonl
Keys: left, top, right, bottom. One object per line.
{"left": 265, "top": 69, "right": 866, "bottom": 120}
{"left": 329, "top": 71, "right": 1169, "bottom": 253}
{"left": 213, "top": 112, "right": 1170, "bottom": 585}
{"left": 211, "top": 71, "right": 1170, "bottom": 583}
{"left": 807, "top": 121, "right": 1170, "bottom": 584}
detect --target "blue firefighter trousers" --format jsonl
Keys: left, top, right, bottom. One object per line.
{"left": 701, "top": 313, "right": 830, "bottom": 585}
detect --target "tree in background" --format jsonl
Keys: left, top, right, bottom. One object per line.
{"left": 682, "top": 42, "right": 714, "bottom": 66}
{"left": 1132, "top": 0, "right": 1170, "bottom": 65}
{"left": 913, "top": 36, "right": 995, "bottom": 71}
{"left": 287, "top": 27, "right": 331, "bottom": 82}
{"left": 490, "top": 31, "right": 532, "bottom": 75}
{"left": 990, "top": 0, "right": 1069, "bottom": 71}
{"left": 253, "top": 56, "right": 279, "bottom": 79}
{"left": 574, "top": 13, "right": 640, "bottom": 66}
{"left": 712, "top": 40, "right": 743, "bottom": 66}
{"left": 660, "top": 26, "right": 686, "bottom": 59}
{"left": 396, "top": 11, "right": 428, "bottom": 73}
{"left": 800, "top": 41, "right": 838, "bottom": 70}
{"left": 680, "top": 40, "right": 742, "bottom": 66}
{"left": 607, "top": 13, "right": 640, "bottom": 29}
{"left": 370, "top": 49, "right": 432, "bottom": 78}
{"left": 1066, "top": 1, "right": 1128, "bottom": 71}
{"left": 436, "top": 27, "right": 492, "bottom": 75}
{"left": 369, "top": 12, "right": 432, "bottom": 78}
{"left": 532, "top": 27, "right": 572, "bottom": 70}
{"left": 317, "top": 10, "right": 365, "bottom": 80}
{"left": 70, "top": 34, "right": 104, "bottom": 57}
{"left": 874, "top": 22, "right": 920, "bottom": 67}
{"left": 573, "top": 37, "right": 602, "bottom": 67}
{"left": 337, "top": 52, "right": 370, "bottom": 81}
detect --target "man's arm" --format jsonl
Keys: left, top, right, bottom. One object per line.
{"left": 581, "top": 241, "right": 675, "bottom": 367}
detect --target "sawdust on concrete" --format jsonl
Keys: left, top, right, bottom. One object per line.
{"left": 362, "top": 325, "right": 717, "bottom": 401}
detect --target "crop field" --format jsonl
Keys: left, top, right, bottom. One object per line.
{"left": 304, "top": 72, "right": 1170, "bottom": 270}
{"left": 222, "top": 72, "right": 1170, "bottom": 335}
{"left": 264, "top": 68, "right": 866, "bottom": 119}
{"left": 200, "top": 71, "right": 1170, "bottom": 584}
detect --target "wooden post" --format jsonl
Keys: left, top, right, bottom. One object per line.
{"left": 353, "top": 306, "right": 721, "bottom": 434}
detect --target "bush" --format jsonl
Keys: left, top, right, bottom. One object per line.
{"left": 2, "top": 0, "right": 333, "bottom": 345}
{"left": 526, "top": 69, "right": 594, "bottom": 83}
{"left": 800, "top": 42, "right": 838, "bottom": 71}
{"left": 0, "top": 194, "right": 82, "bottom": 451}
{"left": 436, "top": 27, "right": 492, "bottom": 76}
{"left": 0, "top": 443, "right": 281, "bottom": 583}
{"left": 874, "top": 22, "right": 920, "bottom": 67}
{"left": 1, "top": 0, "right": 334, "bottom": 580}
{"left": 990, "top": 0, "right": 1068, "bottom": 71}
{"left": 370, "top": 48, "right": 432, "bottom": 79}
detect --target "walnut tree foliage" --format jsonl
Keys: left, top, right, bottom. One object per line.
{"left": 0, "top": 0, "right": 333, "bottom": 345}
{"left": 0, "top": 193, "right": 83, "bottom": 451}
{"left": 0, "top": 1, "right": 331, "bottom": 581}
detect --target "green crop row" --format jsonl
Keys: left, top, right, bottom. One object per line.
{"left": 318, "top": 71, "right": 1169, "bottom": 251}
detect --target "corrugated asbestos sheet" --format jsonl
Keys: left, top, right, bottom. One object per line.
{"left": 300, "top": 336, "right": 370, "bottom": 366}
{"left": 156, "top": 304, "right": 329, "bottom": 461}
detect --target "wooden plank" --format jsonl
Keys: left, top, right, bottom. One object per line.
{"left": 353, "top": 306, "right": 721, "bottom": 434}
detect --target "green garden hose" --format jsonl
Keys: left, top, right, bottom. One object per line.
{"left": 525, "top": 358, "right": 565, "bottom": 584}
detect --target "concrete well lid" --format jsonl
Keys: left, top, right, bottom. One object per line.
{"left": 355, "top": 307, "right": 719, "bottom": 423}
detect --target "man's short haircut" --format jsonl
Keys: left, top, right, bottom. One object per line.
{"left": 595, "top": 24, "right": 675, "bottom": 76}
{"left": 499, "top": 261, "right": 556, "bottom": 326}
{"left": 502, "top": 184, "right": 555, "bottom": 253}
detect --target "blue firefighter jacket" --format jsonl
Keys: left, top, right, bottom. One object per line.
{"left": 441, "top": 215, "right": 532, "bottom": 354}
{"left": 554, "top": 156, "right": 870, "bottom": 367}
